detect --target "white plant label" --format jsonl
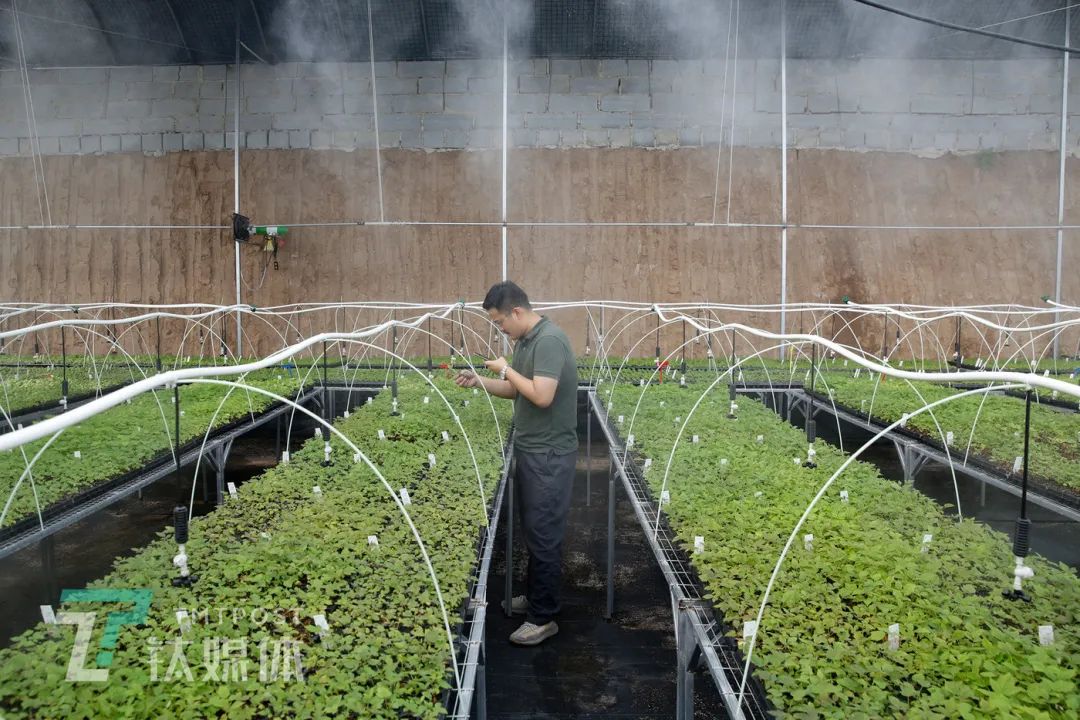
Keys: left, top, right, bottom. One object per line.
{"left": 73, "top": 450, "right": 81, "bottom": 459}
{"left": 423, "top": 396, "right": 429, "bottom": 405}
{"left": 899, "top": 360, "right": 904, "bottom": 367}
{"left": 282, "top": 451, "right": 290, "bottom": 464}
{"left": 854, "top": 368, "right": 861, "bottom": 378}
{"left": 626, "top": 434, "right": 635, "bottom": 448}
{"left": 441, "top": 431, "right": 450, "bottom": 443}
{"left": 463, "top": 400, "right": 470, "bottom": 407}
{"left": 807, "top": 445, "right": 817, "bottom": 460}
{"left": 840, "top": 490, "right": 849, "bottom": 503}
{"left": 323, "top": 443, "right": 331, "bottom": 463}
{"left": 40, "top": 605, "right": 56, "bottom": 624}
{"left": 659, "top": 400, "right": 666, "bottom": 408}
{"left": 353, "top": 451, "right": 363, "bottom": 464}
{"left": 313, "top": 614, "right": 330, "bottom": 634}
{"left": 259, "top": 532, "right": 271, "bottom": 540}
{"left": 693, "top": 536, "right": 705, "bottom": 554}
{"left": 366, "top": 397, "right": 373, "bottom": 405}
{"left": 1013, "top": 456, "right": 1023, "bottom": 474}
{"left": 392, "top": 399, "right": 398, "bottom": 412}
{"left": 639, "top": 379, "right": 645, "bottom": 387}
{"left": 472, "top": 388, "right": 478, "bottom": 395}
{"left": 314, "top": 428, "right": 322, "bottom": 438}
{"left": 843, "top": 359, "right": 848, "bottom": 367}
{"left": 887, "top": 624, "right": 900, "bottom": 651}
{"left": 921, "top": 533, "right": 933, "bottom": 553}
{"left": 675, "top": 416, "right": 681, "bottom": 425}
{"left": 946, "top": 431, "right": 954, "bottom": 445}
{"left": 1043, "top": 369, "right": 1050, "bottom": 377}
{"left": 312, "top": 486, "right": 323, "bottom": 500}
{"left": 1038, "top": 625, "right": 1055, "bottom": 646}
{"left": 679, "top": 376, "right": 686, "bottom": 387}
{"left": 177, "top": 610, "right": 191, "bottom": 634}
{"left": 756, "top": 434, "right": 764, "bottom": 444}
{"left": 377, "top": 429, "right": 386, "bottom": 441}
{"left": 692, "top": 435, "right": 699, "bottom": 444}
{"left": 803, "top": 534, "right": 813, "bottom": 551}
{"left": 428, "top": 453, "right": 437, "bottom": 468}
{"left": 754, "top": 491, "right": 763, "bottom": 498}
{"left": 400, "top": 488, "right": 412, "bottom": 506}
{"left": 179, "top": 410, "right": 185, "bottom": 417}
{"left": 660, "top": 490, "right": 670, "bottom": 505}
{"left": 1052, "top": 390, "right": 1059, "bottom": 400}
{"left": 227, "top": 482, "right": 237, "bottom": 498}
{"left": 617, "top": 415, "right": 624, "bottom": 425}
{"left": 793, "top": 457, "right": 802, "bottom": 466}
{"left": 861, "top": 399, "right": 867, "bottom": 412}
{"left": 276, "top": 374, "right": 282, "bottom": 380}
{"left": 343, "top": 410, "right": 350, "bottom": 418}
{"left": 643, "top": 458, "right": 652, "bottom": 469}
{"left": 730, "top": 401, "right": 738, "bottom": 414}
{"left": 367, "top": 535, "right": 379, "bottom": 546}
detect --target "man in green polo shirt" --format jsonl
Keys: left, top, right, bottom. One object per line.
{"left": 454, "top": 281, "right": 578, "bottom": 646}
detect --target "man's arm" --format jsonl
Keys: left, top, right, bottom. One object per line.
{"left": 503, "top": 367, "right": 557, "bottom": 408}
{"left": 477, "top": 374, "right": 518, "bottom": 399}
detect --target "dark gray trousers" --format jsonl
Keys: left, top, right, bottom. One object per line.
{"left": 514, "top": 447, "right": 577, "bottom": 625}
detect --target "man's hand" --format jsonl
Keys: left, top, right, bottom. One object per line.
{"left": 484, "top": 356, "right": 509, "bottom": 376}
{"left": 455, "top": 369, "right": 480, "bottom": 388}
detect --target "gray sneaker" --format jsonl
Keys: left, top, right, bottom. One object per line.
{"left": 509, "top": 621, "right": 559, "bottom": 646}
{"left": 502, "top": 595, "right": 529, "bottom": 615}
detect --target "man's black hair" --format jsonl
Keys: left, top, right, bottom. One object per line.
{"left": 483, "top": 281, "right": 531, "bottom": 314}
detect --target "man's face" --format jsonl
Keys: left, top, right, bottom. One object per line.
{"left": 488, "top": 307, "right": 524, "bottom": 340}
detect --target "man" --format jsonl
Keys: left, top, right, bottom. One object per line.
{"left": 454, "top": 281, "right": 578, "bottom": 646}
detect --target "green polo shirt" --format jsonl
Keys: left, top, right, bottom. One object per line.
{"left": 511, "top": 316, "right": 579, "bottom": 453}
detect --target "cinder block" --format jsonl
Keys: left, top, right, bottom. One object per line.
{"left": 202, "top": 66, "right": 227, "bottom": 81}
{"left": 419, "top": 77, "right": 443, "bottom": 94}
{"left": 535, "top": 129, "right": 561, "bottom": 147}
{"left": 632, "top": 129, "right": 654, "bottom": 147}
{"left": 172, "top": 82, "right": 199, "bottom": 99}
{"left": 377, "top": 113, "right": 421, "bottom": 131}
{"left": 178, "top": 66, "right": 201, "bottom": 82}
{"left": 152, "top": 99, "right": 198, "bottom": 116}
{"left": 678, "top": 128, "right": 701, "bottom": 146}
{"left": 518, "top": 75, "right": 549, "bottom": 93}
{"left": 910, "top": 94, "right": 969, "bottom": 114}
{"left": 509, "top": 94, "right": 547, "bottom": 113}
{"left": 550, "top": 59, "right": 580, "bottom": 76}
{"left": 389, "top": 94, "right": 442, "bottom": 113}
{"left": 110, "top": 66, "right": 154, "bottom": 82}
{"left": 609, "top": 128, "right": 632, "bottom": 147}
{"left": 468, "top": 76, "right": 502, "bottom": 93}
{"left": 59, "top": 68, "right": 109, "bottom": 84}
{"left": 344, "top": 94, "right": 375, "bottom": 114}
{"left": 525, "top": 113, "right": 578, "bottom": 130}
{"left": 374, "top": 77, "right": 418, "bottom": 95}
{"left": 600, "top": 94, "right": 650, "bottom": 112}
{"left": 599, "top": 59, "right": 628, "bottom": 77}
{"left": 311, "top": 129, "right": 333, "bottom": 148}
{"left": 162, "top": 134, "right": 183, "bottom": 153}
{"left": 268, "top": 129, "right": 289, "bottom": 149}
{"left": 200, "top": 82, "right": 225, "bottom": 99}
{"left": 570, "top": 77, "right": 619, "bottom": 94}
{"left": 422, "top": 114, "right": 473, "bottom": 131}
{"left": 101, "top": 135, "right": 122, "bottom": 153}
{"left": 447, "top": 59, "right": 498, "bottom": 77}
{"left": 246, "top": 130, "right": 268, "bottom": 149}
{"left": 549, "top": 94, "right": 598, "bottom": 112}
{"left": 443, "top": 130, "right": 468, "bottom": 148}
{"left": 182, "top": 132, "right": 204, "bottom": 150}
{"left": 153, "top": 66, "right": 180, "bottom": 81}
{"left": 246, "top": 95, "right": 296, "bottom": 114}
{"left": 289, "top": 129, "right": 311, "bottom": 148}
{"left": 204, "top": 132, "right": 225, "bottom": 150}
{"left": 397, "top": 61, "right": 445, "bottom": 78}
{"left": 141, "top": 133, "right": 163, "bottom": 153}
{"left": 619, "top": 77, "right": 650, "bottom": 94}
{"left": 579, "top": 111, "right": 631, "bottom": 129}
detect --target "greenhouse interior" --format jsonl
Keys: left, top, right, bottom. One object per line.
{"left": 1, "top": 0, "right": 1080, "bottom": 718}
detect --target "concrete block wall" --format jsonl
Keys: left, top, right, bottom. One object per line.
{"left": 0, "top": 57, "right": 1074, "bottom": 156}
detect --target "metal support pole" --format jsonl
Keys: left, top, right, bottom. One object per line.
{"left": 156, "top": 314, "right": 162, "bottom": 372}
{"left": 778, "top": 0, "right": 789, "bottom": 362}
{"left": 675, "top": 609, "right": 700, "bottom": 720}
{"left": 586, "top": 402, "right": 592, "bottom": 507}
{"left": 807, "top": 343, "right": 816, "bottom": 443}
{"left": 60, "top": 324, "right": 68, "bottom": 403}
{"left": 1054, "top": 8, "right": 1070, "bottom": 358}
{"left": 321, "top": 340, "right": 328, "bottom": 422}
{"left": 605, "top": 457, "right": 616, "bottom": 620}
{"left": 503, "top": 456, "right": 515, "bottom": 617}
{"left": 233, "top": 2, "right": 242, "bottom": 358}
{"left": 500, "top": 9, "right": 508, "bottom": 284}
{"left": 174, "top": 384, "right": 181, "bottom": 493}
